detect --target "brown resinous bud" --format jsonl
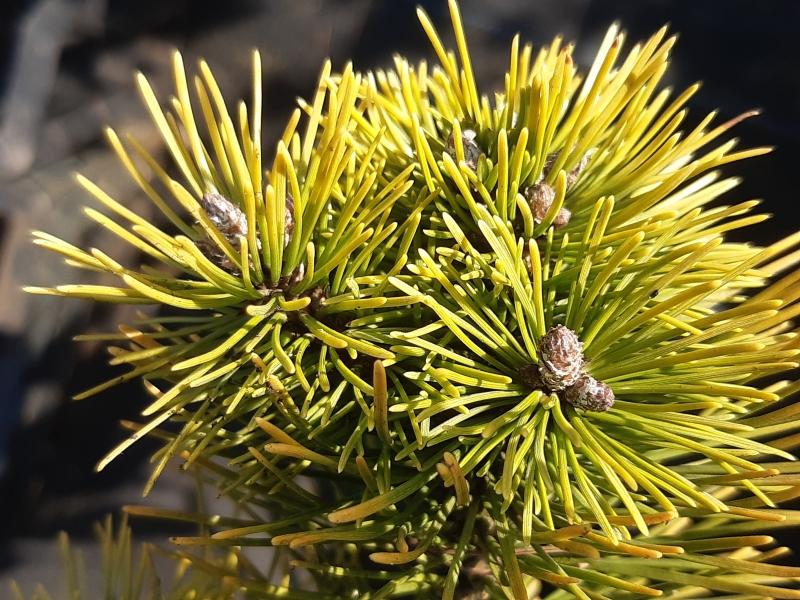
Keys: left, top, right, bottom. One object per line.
{"left": 196, "top": 192, "right": 250, "bottom": 274}
{"left": 564, "top": 374, "right": 614, "bottom": 412}
{"left": 199, "top": 192, "right": 248, "bottom": 243}
{"left": 198, "top": 191, "right": 295, "bottom": 274}
{"left": 537, "top": 324, "right": 584, "bottom": 390}
{"left": 523, "top": 149, "right": 590, "bottom": 229}
{"left": 524, "top": 182, "right": 571, "bottom": 228}
{"left": 200, "top": 191, "right": 294, "bottom": 250}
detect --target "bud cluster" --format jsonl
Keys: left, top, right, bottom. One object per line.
{"left": 523, "top": 324, "right": 614, "bottom": 412}
{"left": 523, "top": 150, "right": 589, "bottom": 230}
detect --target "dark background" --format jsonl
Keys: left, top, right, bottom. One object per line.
{"left": 0, "top": 0, "right": 798, "bottom": 592}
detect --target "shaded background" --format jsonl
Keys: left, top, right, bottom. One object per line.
{"left": 0, "top": 0, "right": 798, "bottom": 593}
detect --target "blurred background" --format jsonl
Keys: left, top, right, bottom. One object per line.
{"left": 0, "top": 0, "right": 798, "bottom": 592}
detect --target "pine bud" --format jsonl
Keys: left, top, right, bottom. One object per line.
{"left": 525, "top": 182, "right": 571, "bottom": 228}
{"left": 524, "top": 150, "right": 588, "bottom": 230}
{"left": 564, "top": 374, "right": 614, "bottom": 412}
{"left": 446, "top": 128, "right": 481, "bottom": 171}
{"left": 199, "top": 192, "right": 248, "bottom": 243}
{"left": 537, "top": 325, "right": 584, "bottom": 390}
{"left": 527, "top": 180, "right": 555, "bottom": 222}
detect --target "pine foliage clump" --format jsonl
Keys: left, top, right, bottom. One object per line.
{"left": 21, "top": 1, "right": 800, "bottom": 598}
